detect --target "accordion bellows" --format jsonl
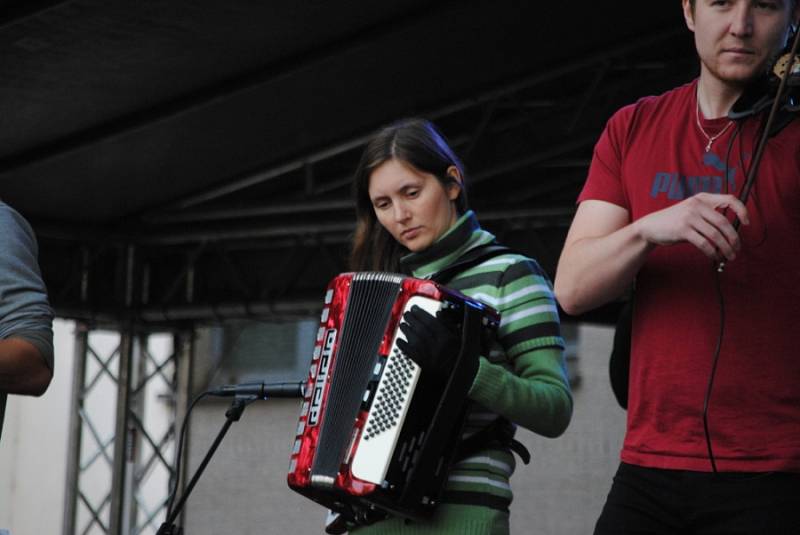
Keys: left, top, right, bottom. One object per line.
{"left": 288, "top": 272, "right": 499, "bottom": 522}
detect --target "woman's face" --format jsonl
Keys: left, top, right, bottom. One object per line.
{"left": 368, "top": 159, "right": 461, "bottom": 252}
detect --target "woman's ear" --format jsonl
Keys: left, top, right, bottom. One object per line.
{"left": 445, "top": 165, "right": 462, "bottom": 201}
{"left": 446, "top": 165, "right": 463, "bottom": 185}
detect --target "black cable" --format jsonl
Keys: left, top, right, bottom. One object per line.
{"left": 703, "top": 264, "right": 726, "bottom": 474}
{"left": 692, "top": 23, "right": 797, "bottom": 477}
{"left": 700, "top": 120, "right": 743, "bottom": 474}
{"left": 165, "top": 391, "right": 210, "bottom": 518}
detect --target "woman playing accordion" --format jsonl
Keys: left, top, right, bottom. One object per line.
{"left": 340, "top": 118, "right": 573, "bottom": 535}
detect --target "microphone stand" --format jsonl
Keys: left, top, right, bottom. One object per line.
{"left": 156, "top": 395, "right": 257, "bottom": 535}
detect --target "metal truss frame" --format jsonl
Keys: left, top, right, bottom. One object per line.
{"left": 144, "top": 26, "right": 689, "bottom": 220}
{"left": 62, "top": 323, "right": 193, "bottom": 535}
{"left": 41, "top": 26, "right": 694, "bottom": 326}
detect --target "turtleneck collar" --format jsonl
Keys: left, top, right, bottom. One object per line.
{"left": 400, "top": 210, "right": 495, "bottom": 278}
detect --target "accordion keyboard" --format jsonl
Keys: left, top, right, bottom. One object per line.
{"left": 350, "top": 295, "right": 440, "bottom": 485}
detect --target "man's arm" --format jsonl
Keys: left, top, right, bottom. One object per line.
{"left": 0, "top": 337, "right": 52, "bottom": 396}
{"left": 0, "top": 202, "right": 55, "bottom": 397}
{"left": 554, "top": 193, "right": 749, "bottom": 316}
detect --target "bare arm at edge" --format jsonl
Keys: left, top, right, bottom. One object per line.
{"left": 554, "top": 194, "right": 749, "bottom": 316}
{"left": 0, "top": 337, "right": 52, "bottom": 396}
{"left": 554, "top": 200, "right": 645, "bottom": 315}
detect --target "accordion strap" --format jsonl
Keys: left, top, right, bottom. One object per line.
{"left": 429, "top": 243, "right": 514, "bottom": 285}
{"left": 455, "top": 418, "right": 531, "bottom": 465}
{"left": 431, "top": 243, "right": 531, "bottom": 466}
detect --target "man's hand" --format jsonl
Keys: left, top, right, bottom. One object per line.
{"left": 633, "top": 193, "right": 749, "bottom": 262}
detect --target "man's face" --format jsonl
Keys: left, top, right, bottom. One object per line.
{"left": 683, "top": 0, "right": 798, "bottom": 87}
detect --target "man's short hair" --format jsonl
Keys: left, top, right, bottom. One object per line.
{"left": 688, "top": 0, "right": 797, "bottom": 10}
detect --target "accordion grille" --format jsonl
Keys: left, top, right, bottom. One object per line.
{"left": 311, "top": 273, "right": 402, "bottom": 484}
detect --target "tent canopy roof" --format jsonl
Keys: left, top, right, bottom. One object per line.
{"left": 0, "top": 1, "right": 695, "bottom": 324}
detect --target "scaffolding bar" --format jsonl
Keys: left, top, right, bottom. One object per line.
{"left": 62, "top": 323, "right": 89, "bottom": 535}
{"left": 109, "top": 329, "right": 135, "bottom": 535}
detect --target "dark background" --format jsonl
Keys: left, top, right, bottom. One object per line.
{"left": 0, "top": 1, "right": 697, "bottom": 326}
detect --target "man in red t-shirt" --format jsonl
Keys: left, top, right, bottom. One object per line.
{"left": 555, "top": 1, "right": 800, "bottom": 533}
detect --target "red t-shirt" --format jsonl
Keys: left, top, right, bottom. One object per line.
{"left": 579, "top": 80, "right": 800, "bottom": 472}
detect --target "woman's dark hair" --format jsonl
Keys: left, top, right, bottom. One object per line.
{"left": 349, "top": 118, "right": 468, "bottom": 272}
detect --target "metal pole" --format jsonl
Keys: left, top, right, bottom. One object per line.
{"left": 109, "top": 327, "right": 135, "bottom": 535}
{"left": 127, "top": 333, "right": 150, "bottom": 530}
{"left": 61, "top": 322, "right": 89, "bottom": 535}
{"left": 110, "top": 244, "right": 138, "bottom": 535}
{"left": 173, "top": 330, "right": 194, "bottom": 527}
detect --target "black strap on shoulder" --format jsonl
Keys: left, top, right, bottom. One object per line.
{"left": 455, "top": 418, "right": 531, "bottom": 465}
{"left": 430, "top": 243, "right": 514, "bottom": 285}
{"left": 609, "top": 299, "right": 633, "bottom": 410}
{"left": 432, "top": 243, "right": 531, "bottom": 466}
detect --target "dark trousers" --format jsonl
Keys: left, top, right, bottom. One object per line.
{"left": 594, "top": 462, "right": 800, "bottom": 535}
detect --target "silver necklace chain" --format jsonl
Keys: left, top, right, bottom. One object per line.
{"left": 695, "top": 95, "right": 734, "bottom": 152}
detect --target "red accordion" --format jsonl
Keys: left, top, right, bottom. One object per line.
{"left": 287, "top": 272, "right": 499, "bottom": 522}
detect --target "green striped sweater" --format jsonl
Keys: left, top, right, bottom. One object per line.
{"left": 353, "top": 211, "right": 572, "bottom": 534}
